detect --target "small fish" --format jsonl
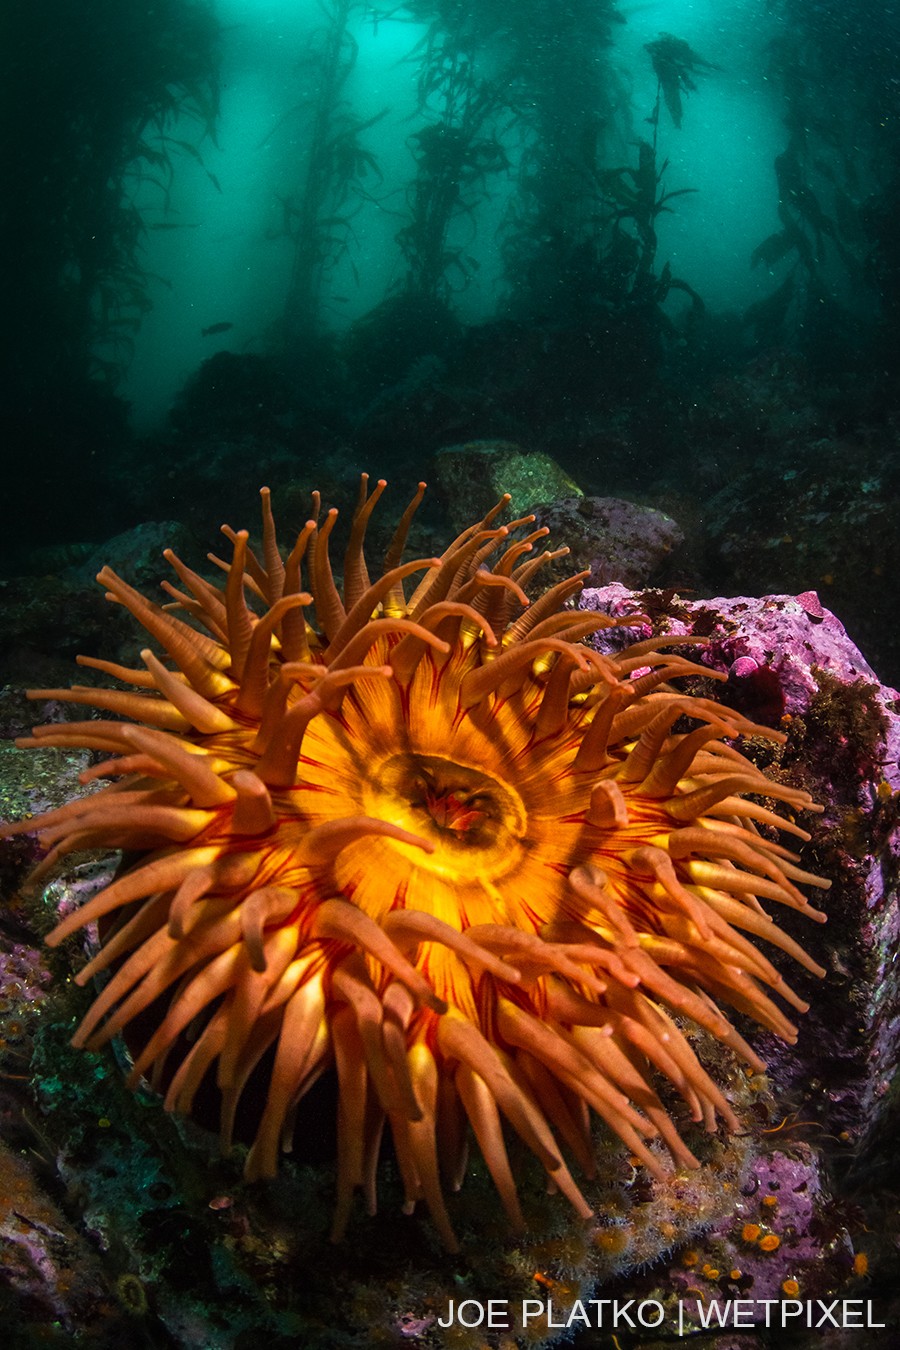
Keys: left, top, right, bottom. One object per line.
{"left": 201, "top": 322, "right": 234, "bottom": 337}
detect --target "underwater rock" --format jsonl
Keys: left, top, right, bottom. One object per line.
{"left": 0, "top": 521, "right": 192, "bottom": 692}
{"left": 581, "top": 584, "right": 900, "bottom": 1150}
{"left": 64, "top": 519, "right": 195, "bottom": 593}
{"left": 0, "top": 577, "right": 112, "bottom": 689}
{"left": 533, "top": 495, "right": 684, "bottom": 588}
{"left": 0, "top": 1138, "right": 118, "bottom": 1340}
{"left": 0, "top": 852, "right": 136, "bottom": 1345}
{"left": 433, "top": 440, "right": 582, "bottom": 532}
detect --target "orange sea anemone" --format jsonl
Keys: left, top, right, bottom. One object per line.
{"left": 2, "top": 479, "right": 829, "bottom": 1251}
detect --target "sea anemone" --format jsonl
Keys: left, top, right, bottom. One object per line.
{"left": 2, "top": 479, "right": 829, "bottom": 1251}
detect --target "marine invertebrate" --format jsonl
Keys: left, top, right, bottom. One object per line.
{"left": 2, "top": 479, "right": 829, "bottom": 1251}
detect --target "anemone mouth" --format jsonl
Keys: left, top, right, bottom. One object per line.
{"left": 368, "top": 752, "right": 528, "bottom": 856}
{"left": 2, "top": 476, "right": 831, "bottom": 1254}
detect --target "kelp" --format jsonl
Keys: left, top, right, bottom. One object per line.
{"left": 644, "top": 34, "right": 717, "bottom": 130}
{"left": 272, "top": 1, "right": 386, "bottom": 345}
{"left": 1, "top": 0, "right": 221, "bottom": 392}
{"left": 599, "top": 140, "right": 697, "bottom": 269}
{"left": 394, "top": 16, "right": 509, "bottom": 303}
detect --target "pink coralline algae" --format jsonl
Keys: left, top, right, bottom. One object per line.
{"left": 581, "top": 584, "right": 900, "bottom": 1147}
{"left": 584, "top": 585, "right": 886, "bottom": 717}
{"left": 667, "top": 1146, "right": 843, "bottom": 1309}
